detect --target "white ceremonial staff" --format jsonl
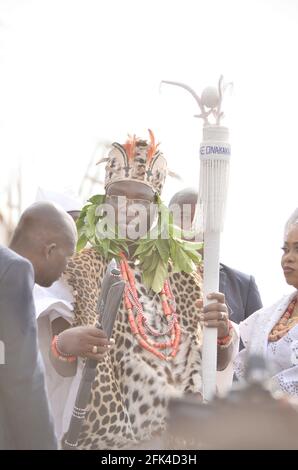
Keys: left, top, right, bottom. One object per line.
{"left": 161, "top": 76, "right": 232, "bottom": 401}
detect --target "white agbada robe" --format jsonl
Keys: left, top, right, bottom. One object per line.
{"left": 34, "top": 276, "right": 84, "bottom": 442}
{"left": 234, "top": 291, "right": 298, "bottom": 396}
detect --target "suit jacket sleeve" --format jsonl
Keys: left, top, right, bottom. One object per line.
{"left": 0, "top": 258, "right": 57, "bottom": 449}
{"left": 245, "top": 275, "right": 263, "bottom": 320}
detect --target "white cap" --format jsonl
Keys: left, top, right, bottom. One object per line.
{"left": 35, "top": 187, "right": 83, "bottom": 212}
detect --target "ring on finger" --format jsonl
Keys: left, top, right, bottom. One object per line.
{"left": 92, "top": 345, "right": 98, "bottom": 354}
{"left": 220, "top": 312, "right": 227, "bottom": 321}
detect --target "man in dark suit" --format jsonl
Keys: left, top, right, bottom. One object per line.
{"left": 0, "top": 202, "right": 77, "bottom": 449}
{"left": 169, "top": 189, "right": 262, "bottom": 324}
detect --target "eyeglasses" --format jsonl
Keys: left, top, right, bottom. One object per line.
{"left": 105, "top": 195, "right": 154, "bottom": 209}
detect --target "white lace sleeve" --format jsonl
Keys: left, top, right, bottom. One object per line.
{"left": 233, "top": 347, "right": 247, "bottom": 380}
{"left": 275, "top": 366, "right": 298, "bottom": 396}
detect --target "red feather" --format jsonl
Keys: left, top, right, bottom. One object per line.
{"left": 147, "top": 129, "right": 158, "bottom": 163}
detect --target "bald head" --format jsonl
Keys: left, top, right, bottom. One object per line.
{"left": 10, "top": 202, "right": 77, "bottom": 287}
{"left": 169, "top": 188, "right": 198, "bottom": 209}
{"left": 169, "top": 188, "right": 198, "bottom": 235}
{"left": 12, "top": 202, "right": 77, "bottom": 246}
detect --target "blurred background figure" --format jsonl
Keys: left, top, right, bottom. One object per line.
{"left": 162, "top": 354, "right": 298, "bottom": 450}
{"left": 35, "top": 187, "right": 83, "bottom": 222}
{"left": 0, "top": 168, "right": 22, "bottom": 246}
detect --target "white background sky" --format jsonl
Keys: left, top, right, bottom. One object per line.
{"left": 0, "top": 0, "right": 298, "bottom": 306}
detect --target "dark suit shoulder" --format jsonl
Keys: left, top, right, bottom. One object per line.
{"left": 0, "top": 246, "right": 34, "bottom": 284}
{"left": 220, "top": 263, "right": 251, "bottom": 284}
{"left": 220, "top": 262, "right": 262, "bottom": 323}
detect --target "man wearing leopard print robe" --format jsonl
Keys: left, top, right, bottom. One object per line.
{"left": 46, "top": 131, "right": 236, "bottom": 449}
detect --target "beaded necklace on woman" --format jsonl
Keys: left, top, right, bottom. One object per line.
{"left": 269, "top": 297, "right": 298, "bottom": 342}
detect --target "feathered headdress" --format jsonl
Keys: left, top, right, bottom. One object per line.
{"left": 97, "top": 129, "right": 168, "bottom": 194}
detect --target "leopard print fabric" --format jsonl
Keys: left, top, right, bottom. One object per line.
{"left": 65, "top": 248, "right": 203, "bottom": 449}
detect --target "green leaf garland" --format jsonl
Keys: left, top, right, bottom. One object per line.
{"left": 76, "top": 193, "right": 203, "bottom": 293}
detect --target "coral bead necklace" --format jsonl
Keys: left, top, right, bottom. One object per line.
{"left": 119, "top": 254, "right": 181, "bottom": 361}
{"left": 268, "top": 297, "right": 298, "bottom": 342}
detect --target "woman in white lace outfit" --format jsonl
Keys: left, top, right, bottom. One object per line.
{"left": 234, "top": 209, "right": 298, "bottom": 397}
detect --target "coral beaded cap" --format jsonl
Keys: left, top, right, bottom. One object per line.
{"left": 97, "top": 129, "right": 168, "bottom": 195}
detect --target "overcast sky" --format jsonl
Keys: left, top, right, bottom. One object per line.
{"left": 1, "top": 0, "right": 298, "bottom": 305}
